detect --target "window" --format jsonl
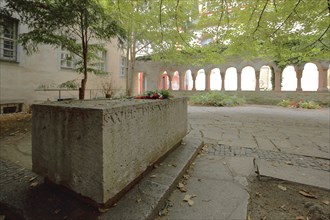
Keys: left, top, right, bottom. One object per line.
{"left": 95, "top": 50, "right": 107, "bottom": 72}
{"left": 120, "top": 56, "right": 126, "bottom": 76}
{"left": 60, "top": 48, "right": 77, "bottom": 69}
{"left": 0, "top": 17, "right": 18, "bottom": 61}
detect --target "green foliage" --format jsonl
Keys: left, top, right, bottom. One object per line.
{"left": 278, "top": 99, "right": 320, "bottom": 109}
{"left": 59, "top": 80, "right": 79, "bottom": 89}
{"left": 4, "top": 0, "right": 125, "bottom": 99}
{"left": 189, "top": 92, "right": 246, "bottom": 107}
{"left": 143, "top": 90, "right": 171, "bottom": 99}
{"left": 159, "top": 90, "right": 170, "bottom": 99}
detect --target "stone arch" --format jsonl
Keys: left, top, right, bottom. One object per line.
{"left": 225, "top": 67, "right": 237, "bottom": 91}
{"left": 301, "top": 63, "right": 318, "bottom": 91}
{"left": 210, "top": 68, "right": 221, "bottom": 90}
{"left": 259, "top": 66, "right": 272, "bottom": 91}
{"left": 171, "top": 71, "right": 180, "bottom": 90}
{"left": 282, "top": 66, "right": 297, "bottom": 91}
{"left": 241, "top": 66, "right": 256, "bottom": 91}
{"left": 184, "top": 70, "right": 193, "bottom": 90}
{"left": 196, "top": 69, "right": 206, "bottom": 91}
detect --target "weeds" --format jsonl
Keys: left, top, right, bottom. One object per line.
{"left": 278, "top": 99, "right": 321, "bottom": 109}
{"left": 189, "top": 92, "right": 246, "bottom": 107}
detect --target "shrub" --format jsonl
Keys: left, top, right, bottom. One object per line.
{"left": 278, "top": 99, "right": 320, "bottom": 109}
{"left": 189, "top": 92, "right": 246, "bottom": 107}
{"left": 135, "top": 90, "right": 171, "bottom": 99}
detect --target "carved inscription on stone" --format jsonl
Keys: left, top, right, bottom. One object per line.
{"left": 103, "top": 102, "right": 168, "bottom": 125}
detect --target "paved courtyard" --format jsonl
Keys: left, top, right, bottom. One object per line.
{"left": 162, "top": 105, "right": 330, "bottom": 219}
{"left": 0, "top": 105, "right": 329, "bottom": 219}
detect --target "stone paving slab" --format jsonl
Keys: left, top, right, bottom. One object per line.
{"left": 161, "top": 155, "right": 254, "bottom": 220}
{"left": 255, "top": 159, "right": 330, "bottom": 190}
{"left": 210, "top": 144, "right": 330, "bottom": 172}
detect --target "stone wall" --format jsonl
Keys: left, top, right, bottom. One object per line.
{"left": 32, "top": 98, "right": 187, "bottom": 205}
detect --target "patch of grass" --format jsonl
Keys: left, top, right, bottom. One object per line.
{"left": 278, "top": 99, "right": 321, "bottom": 109}
{"left": 189, "top": 92, "right": 246, "bottom": 107}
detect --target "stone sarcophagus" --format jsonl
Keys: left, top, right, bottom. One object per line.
{"left": 32, "top": 98, "right": 187, "bottom": 206}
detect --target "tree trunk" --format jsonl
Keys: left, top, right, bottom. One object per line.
{"left": 125, "top": 38, "right": 131, "bottom": 97}
{"left": 128, "top": 37, "right": 137, "bottom": 97}
{"left": 79, "top": 11, "right": 88, "bottom": 100}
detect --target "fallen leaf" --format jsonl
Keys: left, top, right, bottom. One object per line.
{"left": 299, "top": 190, "right": 317, "bottom": 199}
{"left": 158, "top": 208, "right": 168, "bottom": 216}
{"left": 29, "top": 177, "right": 37, "bottom": 182}
{"left": 322, "top": 200, "right": 329, "bottom": 205}
{"left": 177, "top": 182, "right": 187, "bottom": 192}
{"left": 183, "top": 174, "right": 190, "bottom": 180}
{"left": 183, "top": 194, "right": 192, "bottom": 202}
{"left": 30, "top": 182, "right": 39, "bottom": 187}
{"left": 278, "top": 185, "right": 287, "bottom": 191}
{"left": 98, "top": 208, "right": 110, "bottom": 213}
{"left": 183, "top": 194, "right": 196, "bottom": 206}
{"left": 296, "top": 216, "right": 305, "bottom": 220}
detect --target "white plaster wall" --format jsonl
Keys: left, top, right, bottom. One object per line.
{"left": 0, "top": 22, "right": 126, "bottom": 104}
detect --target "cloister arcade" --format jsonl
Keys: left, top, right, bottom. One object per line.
{"left": 134, "top": 60, "right": 330, "bottom": 95}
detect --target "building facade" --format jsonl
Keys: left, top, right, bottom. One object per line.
{"left": 0, "top": 14, "right": 127, "bottom": 113}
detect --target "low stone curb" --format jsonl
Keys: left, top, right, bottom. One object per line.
{"left": 100, "top": 131, "right": 204, "bottom": 220}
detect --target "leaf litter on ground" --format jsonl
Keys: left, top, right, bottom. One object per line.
{"left": 183, "top": 194, "right": 197, "bottom": 206}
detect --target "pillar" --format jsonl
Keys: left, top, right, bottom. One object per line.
{"left": 192, "top": 72, "right": 197, "bottom": 91}
{"left": 168, "top": 75, "right": 173, "bottom": 91}
{"left": 221, "top": 71, "right": 226, "bottom": 91}
{"left": 274, "top": 70, "right": 282, "bottom": 92}
{"left": 179, "top": 72, "right": 185, "bottom": 91}
{"left": 255, "top": 70, "right": 260, "bottom": 91}
{"left": 318, "top": 68, "right": 329, "bottom": 91}
{"left": 296, "top": 69, "right": 303, "bottom": 92}
{"left": 205, "top": 71, "right": 211, "bottom": 91}
{"left": 237, "top": 71, "right": 242, "bottom": 91}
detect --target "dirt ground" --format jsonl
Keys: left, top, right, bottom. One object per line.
{"left": 247, "top": 176, "right": 330, "bottom": 220}
{"left": 0, "top": 113, "right": 32, "bottom": 140}
{"left": 0, "top": 113, "right": 329, "bottom": 220}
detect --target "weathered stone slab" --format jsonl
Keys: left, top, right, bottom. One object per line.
{"left": 256, "top": 159, "right": 330, "bottom": 190}
{"left": 32, "top": 98, "right": 187, "bottom": 206}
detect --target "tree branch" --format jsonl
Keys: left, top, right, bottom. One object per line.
{"left": 159, "top": 0, "right": 164, "bottom": 43}
{"left": 304, "top": 24, "right": 330, "bottom": 49}
{"left": 253, "top": 0, "right": 270, "bottom": 34}
{"left": 272, "top": 0, "right": 301, "bottom": 35}
{"left": 248, "top": 0, "right": 260, "bottom": 23}
{"left": 174, "top": 0, "right": 192, "bottom": 48}
{"left": 215, "top": 0, "right": 225, "bottom": 43}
